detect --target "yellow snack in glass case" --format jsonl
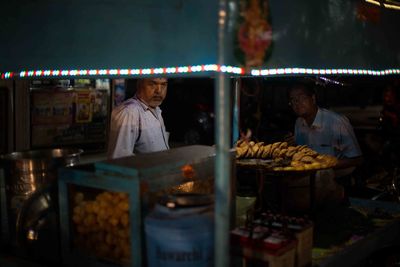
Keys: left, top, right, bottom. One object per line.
{"left": 71, "top": 191, "right": 131, "bottom": 263}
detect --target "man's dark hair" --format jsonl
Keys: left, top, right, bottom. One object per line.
{"left": 287, "top": 82, "right": 316, "bottom": 97}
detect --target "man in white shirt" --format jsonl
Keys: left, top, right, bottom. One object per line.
{"left": 107, "top": 78, "right": 170, "bottom": 159}
{"left": 286, "top": 84, "right": 363, "bottom": 208}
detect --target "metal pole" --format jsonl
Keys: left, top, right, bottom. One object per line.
{"left": 215, "top": 0, "right": 234, "bottom": 266}
{"left": 215, "top": 73, "right": 231, "bottom": 267}
{"left": 233, "top": 78, "right": 240, "bottom": 144}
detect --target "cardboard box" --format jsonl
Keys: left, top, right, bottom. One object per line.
{"left": 253, "top": 214, "right": 313, "bottom": 267}
{"left": 231, "top": 226, "right": 297, "bottom": 267}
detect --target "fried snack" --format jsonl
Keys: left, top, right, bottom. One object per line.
{"left": 278, "top": 142, "right": 288, "bottom": 150}
{"left": 250, "top": 143, "right": 260, "bottom": 158}
{"left": 285, "top": 146, "right": 297, "bottom": 157}
{"left": 319, "top": 155, "right": 338, "bottom": 167}
{"left": 239, "top": 140, "right": 248, "bottom": 148}
{"left": 303, "top": 150, "right": 318, "bottom": 157}
{"left": 242, "top": 146, "right": 249, "bottom": 158}
{"left": 256, "top": 141, "right": 264, "bottom": 147}
{"left": 254, "top": 142, "right": 264, "bottom": 158}
{"left": 290, "top": 160, "right": 303, "bottom": 167}
{"left": 294, "top": 145, "right": 305, "bottom": 152}
{"left": 272, "top": 147, "right": 281, "bottom": 159}
{"left": 236, "top": 139, "right": 244, "bottom": 147}
{"left": 244, "top": 144, "right": 254, "bottom": 158}
{"left": 289, "top": 145, "right": 300, "bottom": 153}
{"left": 270, "top": 142, "right": 281, "bottom": 153}
{"left": 72, "top": 191, "right": 131, "bottom": 262}
{"left": 235, "top": 146, "right": 245, "bottom": 158}
{"left": 235, "top": 148, "right": 240, "bottom": 158}
{"left": 270, "top": 142, "right": 282, "bottom": 158}
{"left": 262, "top": 144, "right": 272, "bottom": 158}
{"left": 300, "top": 155, "right": 315, "bottom": 163}
{"left": 308, "top": 162, "right": 322, "bottom": 169}
{"left": 292, "top": 152, "right": 306, "bottom": 161}
{"left": 278, "top": 148, "right": 288, "bottom": 158}
{"left": 256, "top": 145, "right": 265, "bottom": 158}
{"left": 303, "top": 164, "right": 315, "bottom": 170}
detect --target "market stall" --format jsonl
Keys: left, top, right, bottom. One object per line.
{"left": 1, "top": 0, "right": 400, "bottom": 267}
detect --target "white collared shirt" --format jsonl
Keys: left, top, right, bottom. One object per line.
{"left": 295, "top": 108, "right": 362, "bottom": 177}
{"left": 107, "top": 96, "right": 170, "bottom": 159}
{"left": 295, "top": 107, "right": 362, "bottom": 159}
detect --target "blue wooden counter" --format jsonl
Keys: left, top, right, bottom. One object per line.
{"left": 314, "top": 198, "right": 400, "bottom": 267}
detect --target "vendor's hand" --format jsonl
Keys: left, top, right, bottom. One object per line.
{"left": 284, "top": 132, "right": 296, "bottom": 146}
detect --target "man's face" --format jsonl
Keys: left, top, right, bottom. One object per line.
{"left": 137, "top": 78, "right": 168, "bottom": 108}
{"left": 289, "top": 87, "right": 316, "bottom": 118}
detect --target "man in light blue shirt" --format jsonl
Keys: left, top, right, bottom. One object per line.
{"left": 286, "top": 84, "right": 363, "bottom": 207}
{"left": 288, "top": 85, "right": 362, "bottom": 170}
{"left": 107, "top": 78, "right": 170, "bottom": 159}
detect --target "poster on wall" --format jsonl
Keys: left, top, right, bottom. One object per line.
{"left": 92, "top": 90, "right": 109, "bottom": 120}
{"left": 114, "top": 79, "right": 126, "bottom": 107}
{"left": 30, "top": 85, "right": 109, "bottom": 150}
{"left": 75, "top": 90, "right": 94, "bottom": 123}
{"left": 31, "top": 90, "right": 74, "bottom": 125}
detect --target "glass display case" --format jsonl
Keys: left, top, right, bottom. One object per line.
{"left": 58, "top": 145, "right": 235, "bottom": 267}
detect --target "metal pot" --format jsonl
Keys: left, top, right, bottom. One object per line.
{"left": 0, "top": 148, "right": 82, "bottom": 262}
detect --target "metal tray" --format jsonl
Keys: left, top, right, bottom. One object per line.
{"left": 236, "top": 158, "right": 336, "bottom": 175}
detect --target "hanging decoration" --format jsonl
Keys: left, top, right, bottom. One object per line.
{"left": 236, "top": 0, "right": 273, "bottom": 70}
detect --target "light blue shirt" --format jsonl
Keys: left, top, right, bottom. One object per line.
{"left": 295, "top": 107, "right": 361, "bottom": 196}
{"left": 294, "top": 107, "right": 362, "bottom": 160}
{"left": 107, "top": 96, "right": 169, "bottom": 159}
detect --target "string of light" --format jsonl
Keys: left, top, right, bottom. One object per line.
{"left": 250, "top": 68, "right": 400, "bottom": 76}
{"left": 0, "top": 65, "right": 243, "bottom": 79}
{"left": 1, "top": 66, "right": 400, "bottom": 79}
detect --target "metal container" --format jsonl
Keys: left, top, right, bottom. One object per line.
{"left": 145, "top": 193, "right": 214, "bottom": 267}
{"left": 0, "top": 148, "right": 82, "bottom": 259}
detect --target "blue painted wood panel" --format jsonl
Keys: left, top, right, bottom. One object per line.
{"left": 0, "top": 0, "right": 218, "bottom": 72}
{"left": 1, "top": 0, "right": 400, "bottom": 73}
{"left": 247, "top": 0, "right": 400, "bottom": 69}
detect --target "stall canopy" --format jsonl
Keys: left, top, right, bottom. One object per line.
{"left": 1, "top": 0, "right": 400, "bottom": 78}
{"left": 0, "top": 0, "right": 219, "bottom": 73}
{"left": 264, "top": 0, "right": 400, "bottom": 69}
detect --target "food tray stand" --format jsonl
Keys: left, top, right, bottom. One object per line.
{"left": 236, "top": 160, "right": 330, "bottom": 215}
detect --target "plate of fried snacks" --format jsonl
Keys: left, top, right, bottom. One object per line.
{"left": 235, "top": 140, "right": 337, "bottom": 172}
